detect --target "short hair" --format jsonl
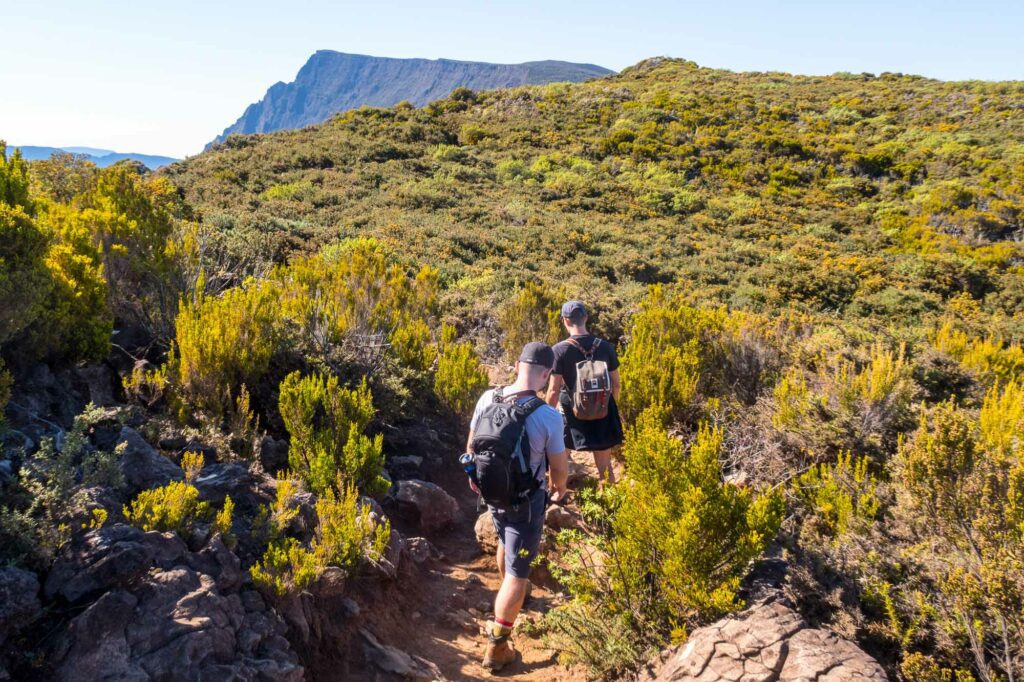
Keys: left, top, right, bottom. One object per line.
{"left": 519, "top": 360, "right": 551, "bottom": 380}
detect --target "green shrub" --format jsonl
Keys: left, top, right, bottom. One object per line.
{"left": 251, "top": 480, "right": 390, "bottom": 596}
{"left": 250, "top": 538, "right": 321, "bottom": 595}
{"left": 169, "top": 278, "right": 279, "bottom": 421}
{"left": 934, "top": 321, "right": 1024, "bottom": 386}
{"left": 434, "top": 336, "right": 488, "bottom": 419}
{"left": 124, "top": 452, "right": 210, "bottom": 536}
{"left": 458, "top": 123, "right": 490, "bottom": 145}
{"left": 619, "top": 287, "right": 727, "bottom": 424}
{"left": 895, "top": 394, "right": 1024, "bottom": 681}
{"left": 212, "top": 495, "right": 235, "bottom": 546}
{"left": 278, "top": 372, "right": 386, "bottom": 496}
{"left": 125, "top": 479, "right": 209, "bottom": 535}
{"left": 0, "top": 203, "right": 50, "bottom": 349}
{"left": 33, "top": 206, "right": 112, "bottom": 362}
{"left": 276, "top": 239, "right": 438, "bottom": 367}
{"left": 544, "top": 407, "right": 783, "bottom": 674}
{"left": 430, "top": 144, "right": 466, "bottom": 162}
{"left": 792, "top": 452, "right": 880, "bottom": 539}
{"left": 389, "top": 317, "right": 434, "bottom": 372}
{"left": 0, "top": 142, "right": 33, "bottom": 210}
{"left": 259, "top": 180, "right": 314, "bottom": 202}
{"left": 77, "top": 164, "right": 178, "bottom": 330}
{"left": 900, "top": 653, "right": 975, "bottom": 682}
{"left": 499, "top": 281, "right": 563, "bottom": 361}
{"left": 254, "top": 472, "right": 302, "bottom": 544}
{"left": 313, "top": 480, "right": 390, "bottom": 570}
{"left": 4, "top": 405, "right": 125, "bottom": 567}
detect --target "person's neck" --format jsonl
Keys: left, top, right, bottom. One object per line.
{"left": 506, "top": 378, "right": 541, "bottom": 395}
{"left": 566, "top": 325, "right": 588, "bottom": 337}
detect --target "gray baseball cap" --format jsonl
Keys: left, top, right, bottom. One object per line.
{"left": 519, "top": 342, "right": 555, "bottom": 369}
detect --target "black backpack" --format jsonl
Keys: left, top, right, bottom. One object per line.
{"left": 470, "top": 388, "right": 545, "bottom": 509}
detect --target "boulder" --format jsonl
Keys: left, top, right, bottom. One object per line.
{"left": 182, "top": 437, "right": 219, "bottom": 462}
{"left": 395, "top": 479, "right": 460, "bottom": 533}
{"left": 405, "top": 536, "right": 442, "bottom": 564}
{"left": 386, "top": 454, "right": 424, "bottom": 480}
{"left": 0, "top": 566, "right": 41, "bottom": 647}
{"left": 140, "top": 530, "right": 188, "bottom": 569}
{"left": 193, "top": 462, "right": 253, "bottom": 506}
{"left": 782, "top": 628, "right": 888, "bottom": 681}
{"left": 639, "top": 601, "right": 887, "bottom": 682}
{"left": 69, "top": 364, "right": 118, "bottom": 407}
{"left": 45, "top": 524, "right": 154, "bottom": 604}
{"left": 51, "top": 589, "right": 145, "bottom": 681}
{"left": 52, "top": 567, "right": 302, "bottom": 681}
{"left": 474, "top": 511, "right": 499, "bottom": 554}
{"left": 158, "top": 434, "right": 188, "bottom": 451}
{"left": 545, "top": 504, "right": 583, "bottom": 531}
{"left": 258, "top": 435, "right": 289, "bottom": 473}
{"left": 116, "top": 427, "right": 183, "bottom": 494}
{"left": 360, "top": 628, "right": 446, "bottom": 681}
{"left": 186, "top": 534, "right": 244, "bottom": 592}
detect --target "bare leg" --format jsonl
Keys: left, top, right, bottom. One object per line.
{"left": 494, "top": 575, "right": 530, "bottom": 624}
{"left": 593, "top": 448, "right": 616, "bottom": 486}
{"left": 496, "top": 543, "right": 505, "bottom": 579}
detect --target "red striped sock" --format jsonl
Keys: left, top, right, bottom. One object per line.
{"left": 495, "top": 617, "right": 515, "bottom": 629}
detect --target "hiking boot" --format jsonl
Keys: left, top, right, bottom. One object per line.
{"left": 482, "top": 622, "right": 516, "bottom": 672}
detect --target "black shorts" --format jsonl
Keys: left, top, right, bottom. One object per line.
{"left": 560, "top": 393, "right": 624, "bottom": 451}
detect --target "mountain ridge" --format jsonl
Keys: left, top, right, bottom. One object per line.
{"left": 14, "top": 145, "right": 178, "bottom": 169}
{"left": 210, "top": 50, "right": 613, "bottom": 146}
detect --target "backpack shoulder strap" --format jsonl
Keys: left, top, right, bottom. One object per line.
{"left": 520, "top": 396, "right": 545, "bottom": 416}
{"left": 493, "top": 386, "right": 505, "bottom": 403}
{"left": 566, "top": 337, "right": 596, "bottom": 361}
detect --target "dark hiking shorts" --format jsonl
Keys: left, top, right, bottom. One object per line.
{"left": 488, "top": 489, "right": 547, "bottom": 579}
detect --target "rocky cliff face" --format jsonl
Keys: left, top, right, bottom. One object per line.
{"left": 211, "top": 51, "right": 612, "bottom": 145}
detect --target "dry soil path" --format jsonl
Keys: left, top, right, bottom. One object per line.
{"left": 370, "top": 449, "right": 616, "bottom": 680}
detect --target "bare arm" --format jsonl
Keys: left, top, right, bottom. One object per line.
{"left": 545, "top": 373, "right": 564, "bottom": 408}
{"left": 609, "top": 369, "right": 621, "bottom": 402}
{"left": 547, "top": 450, "right": 569, "bottom": 500}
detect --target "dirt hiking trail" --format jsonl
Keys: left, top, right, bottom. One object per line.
{"left": 368, "top": 447, "right": 616, "bottom": 681}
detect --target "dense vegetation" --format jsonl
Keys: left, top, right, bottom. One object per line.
{"left": 3, "top": 57, "right": 1024, "bottom": 680}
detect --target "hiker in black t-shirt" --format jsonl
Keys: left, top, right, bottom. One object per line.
{"left": 545, "top": 301, "right": 624, "bottom": 487}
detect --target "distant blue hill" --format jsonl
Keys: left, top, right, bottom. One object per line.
{"left": 14, "top": 145, "right": 178, "bottom": 170}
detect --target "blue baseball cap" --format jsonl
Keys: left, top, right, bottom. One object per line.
{"left": 560, "top": 300, "right": 587, "bottom": 319}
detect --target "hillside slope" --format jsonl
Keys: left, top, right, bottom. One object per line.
{"left": 211, "top": 50, "right": 613, "bottom": 144}
{"left": 172, "top": 57, "right": 1024, "bottom": 341}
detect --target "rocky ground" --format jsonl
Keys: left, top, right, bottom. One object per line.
{"left": 0, "top": 360, "right": 889, "bottom": 681}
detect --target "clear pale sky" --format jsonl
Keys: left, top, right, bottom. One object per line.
{"left": 2, "top": 0, "right": 1022, "bottom": 159}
